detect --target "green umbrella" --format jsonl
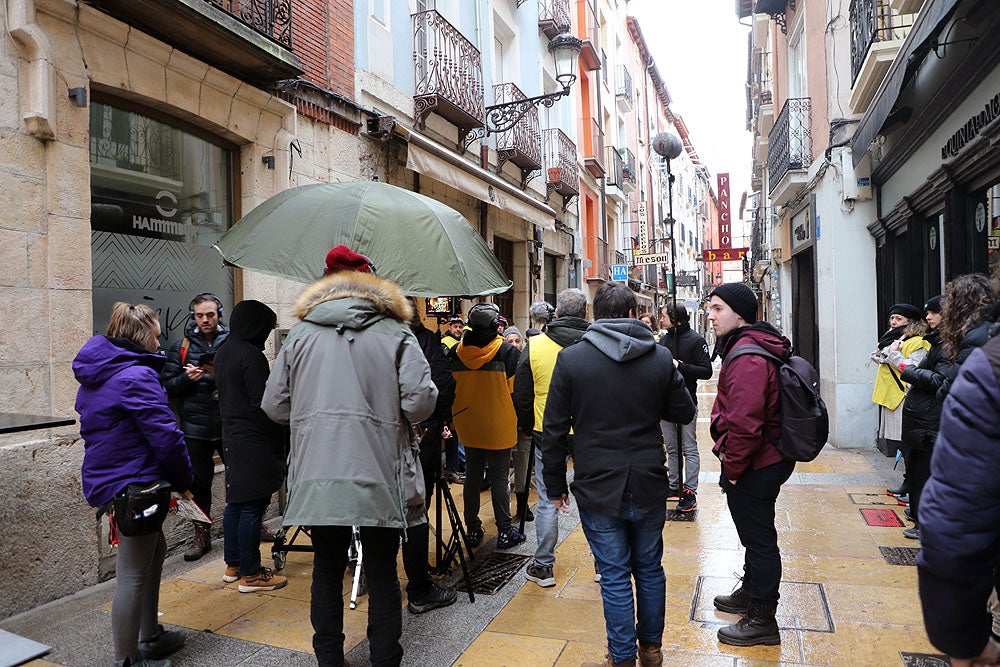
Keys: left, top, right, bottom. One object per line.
{"left": 213, "top": 181, "right": 512, "bottom": 297}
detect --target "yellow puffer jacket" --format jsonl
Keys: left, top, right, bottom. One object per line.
{"left": 872, "top": 336, "right": 931, "bottom": 409}
{"left": 451, "top": 337, "right": 519, "bottom": 449}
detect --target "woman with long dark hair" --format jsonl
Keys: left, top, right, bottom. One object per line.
{"left": 74, "top": 303, "right": 194, "bottom": 667}
{"left": 939, "top": 273, "right": 997, "bottom": 371}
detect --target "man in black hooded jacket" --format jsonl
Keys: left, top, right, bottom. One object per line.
{"left": 214, "top": 299, "right": 287, "bottom": 592}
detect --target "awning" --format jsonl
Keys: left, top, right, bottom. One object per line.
{"left": 402, "top": 129, "right": 557, "bottom": 230}
{"left": 851, "top": 0, "right": 963, "bottom": 165}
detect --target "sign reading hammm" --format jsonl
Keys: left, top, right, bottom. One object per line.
{"left": 942, "top": 91, "right": 1000, "bottom": 159}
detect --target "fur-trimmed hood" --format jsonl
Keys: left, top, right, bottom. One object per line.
{"left": 294, "top": 271, "right": 413, "bottom": 327}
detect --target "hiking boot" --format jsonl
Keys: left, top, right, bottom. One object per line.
{"left": 497, "top": 526, "right": 526, "bottom": 549}
{"left": 515, "top": 492, "right": 534, "bottom": 522}
{"left": 223, "top": 564, "right": 240, "bottom": 583}
{"left": 446, "top": 471, "right": 465, "bottom": 484}
{"left": 465, "top": 526, "right": 484, "bottom": 548}
{"left": 638, "top": 641, "right": 663, "bottom": 667}
{"left": 713, "top": 578, "right": 751, "bottom": 614}
{"left": 581, "top": 656, "right": 636, "bottom": 667}
{"left": 677, "top": 489, "right": 697, "bottom": 513}
{"left": 238, "top": 567, "right": 287, "bottom": 593}
{"left": 717, "top": 605, "right": 781, "bottom": 646}
{"left": 525, "top": 561, "right": 556, "bottom": 588}
{"left": 887, "top": 482, "right": 909, "bottom": 497}
{"left": 138, "top": 624, "right": 185, "bottom": 660}
{"left": 407, "top": 583, "right": 457, "bottom": 614}
{"left": 903, "top": 525, "right": 921, "bottom": 540}
{"left": 666, "top": 487, "right": 681, "bottom": 501}
{"left": 183, "top": 522, "right": 211, "bottom": 562}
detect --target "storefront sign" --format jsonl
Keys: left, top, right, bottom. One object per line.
{"left": 717, "top": 172, "right": 731, "bottom": 248}
{"left": 634, "top": 252, "right": 671, "bottom": 266}
{"left": 941, "top": 91, "right": 1000, "bottom": 159}
{"left": 702, "top": 247, "right": 748, "bottom": 262}
{"left": 637, "top": 201, "right": 649, "bottom": 253}
{"left": 91, "top": 189, "right": 195, "bottom": 242}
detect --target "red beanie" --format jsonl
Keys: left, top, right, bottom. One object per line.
{"left": 324, "top": 245, "right": 373, "bottom": 275}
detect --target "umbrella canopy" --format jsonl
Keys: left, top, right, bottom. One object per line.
{"left": 214, "top": 181, "right": 513, "bottom": 297}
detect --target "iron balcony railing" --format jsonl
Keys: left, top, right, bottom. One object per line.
{"left": 605, "top": 146, "right": 625, "bottom": 188}
{"left": 494, "top": 82, "right": 542, "bottom": 171}
{"left": 413, "top": 10, "right": 485, "bottom": 133}
{"left": 207, "top": 0, "right": 292, "bottom": 47}
{"left": 621, "top": 147, "right": 636, "bottom": 186}
{"left": 583, "top": 116, "right": 605, "bottom": 174}
{"left": 767, "top": 97, "right": 811, "bottom": 192}
{"left": 539, "top": 0, "right": 572, "bottom": 38}
{"left": 617, "top": 65, "right": 633, "bottom": 105}
{"left": 543, "top": 128, "right": 579, "bottom": 196}
{"left": 849, "top": 0, "right": 913, "bottom": 83}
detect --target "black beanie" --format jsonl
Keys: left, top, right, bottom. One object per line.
{"left": 923, "top": 295, "right": 942, "bottom": 314}
{"left": 889, "top": 303, "right": 922, "bottom": 321}
{"left": 710, "top": 283, "right": 758, "bottom": 324}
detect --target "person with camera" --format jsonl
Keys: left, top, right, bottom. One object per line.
{"left": 74, "top": 302, "right": 195, "bottom": 667}
{"left": 161, "top": 293, "right": 230, "bottom": 561}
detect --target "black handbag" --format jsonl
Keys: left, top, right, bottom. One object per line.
{"left": 112, "top": 480, "right": 172, "bottom": 537}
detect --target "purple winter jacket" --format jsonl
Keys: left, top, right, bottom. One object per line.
{"left": 74, "top": 336, "right": 194, "bottom": 507}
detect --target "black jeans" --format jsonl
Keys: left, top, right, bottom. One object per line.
{"left": 186, "top": 437, "right": 224, "bottom": 516}
{"left": 310, "top": 525, "right": 403, "bottom": 667}
{"left": 721, "top": 459, "right": 795, "bottom": 613}
{"left": 908, "top": 444, "right": 933, "bottom": 523}
{"left": 401, "top": 420, "right": 443, "bottom": 599}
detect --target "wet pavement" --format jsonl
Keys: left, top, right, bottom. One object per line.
{"left": 2, "top": 374, "right": 946, "bottom": 666}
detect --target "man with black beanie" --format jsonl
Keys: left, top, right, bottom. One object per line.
{"left": 707, "top": 282, "right": 795, "bottom": 647}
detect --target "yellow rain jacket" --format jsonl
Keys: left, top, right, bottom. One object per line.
{"left": 871, "top": 336, "right": 931, "bottom": 409}
{"left": 450, "top": 336, "right": 519, "bottom": 449}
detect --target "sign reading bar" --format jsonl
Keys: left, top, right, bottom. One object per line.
{"left": 717, "top": 172, "right": 731, "bottom": 249}
{"left": 633, "top": 253, "right": 671, "bottom": 266}
{"left": 636, "top": 201, "right": 649, "bottom": 254}
{"left": 702, "top": 247, "right": 749, "bottom": 262}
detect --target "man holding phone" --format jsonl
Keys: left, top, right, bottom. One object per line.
{"left": 162, "top": 293, "right": 230, "bottom": 560}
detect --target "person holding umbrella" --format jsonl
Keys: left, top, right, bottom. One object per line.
{"left": 262, "top": 245, "right": 438, "bottom": 667}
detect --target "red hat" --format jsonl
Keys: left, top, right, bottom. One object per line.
{"left": 324, "top": 245, "right": 374, "bottom": 275}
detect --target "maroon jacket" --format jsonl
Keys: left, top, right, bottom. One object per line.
{"left": 711, "top": 323, "right": 790, "bottom": 481}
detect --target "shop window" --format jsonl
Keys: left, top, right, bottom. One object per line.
{"left": 89, "top": 100, "right": 235, "bottom": 348}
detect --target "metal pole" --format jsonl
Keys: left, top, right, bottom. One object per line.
{"left": 665, "top": 157, "right": 683, "bottom": 493}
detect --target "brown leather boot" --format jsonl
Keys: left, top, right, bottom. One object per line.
{"left": 638, "top": 641, "right": 662, "bottom": 667}
{"left": 183, "top": 521, "right": 212, "bottom": 561}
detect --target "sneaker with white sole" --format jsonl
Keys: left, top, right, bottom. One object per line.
{"left": 594, "top": 559, "right": 601, "bottom": 582}
{"left": 407, "top": 584, "right": 457, "bottom": 614}
{"left": 238, "top": 567, "right": 287, "bottom": 593}
{"left": 497, "top": 526, "right": 526, "bottom": 549}
{"left": 525, "top": 561, "right": 556, "bottom": 588}
{"left": 223, "top": 565, "right": 240, "bottom": 583}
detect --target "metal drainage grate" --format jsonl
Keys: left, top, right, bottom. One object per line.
{"left": 879, "top": 546, "right": 921, "bottom": 566}
{"left": 900, "top": 652, "right": 950, "bottom": 666}
{"left": 860, "top": 508, "right": 904, "bottom": 527}
{"left": 667, "top": 509, "right": 696, "bottom": 522}
{"left": 456, "top": 552, "right": 530, "bottom": 595}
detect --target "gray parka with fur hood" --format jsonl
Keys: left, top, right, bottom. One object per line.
{"left": 261, "top": 271, "right": 438, "bottom": 529}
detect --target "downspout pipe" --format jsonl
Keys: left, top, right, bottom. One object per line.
{"left": 7, "top": 0, "right": 56, "bottom": 139}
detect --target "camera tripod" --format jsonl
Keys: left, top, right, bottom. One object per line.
{"left": 427, "top": 429, "right": 475, "bottom": 603}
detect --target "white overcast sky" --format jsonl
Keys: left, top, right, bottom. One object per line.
{"left": 628, "top": 0, "right": 754, "bottom": 229}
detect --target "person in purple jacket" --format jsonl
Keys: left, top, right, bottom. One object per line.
{"left": 74, "top": 302, "right": 194, "bottom": 667}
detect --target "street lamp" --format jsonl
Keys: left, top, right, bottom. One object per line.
{"left": 483, "top": 31, "right": 583, "bottom": 135}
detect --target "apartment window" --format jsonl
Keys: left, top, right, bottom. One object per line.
{"left": 371, "top": 0, "right": 389, "bottom": 24}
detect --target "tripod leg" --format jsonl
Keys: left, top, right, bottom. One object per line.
{"left": 440, "top": 481, "right": 475, "bottom": 603}
{"left": 349, "top": 527, "right": 363, "bottom": 610}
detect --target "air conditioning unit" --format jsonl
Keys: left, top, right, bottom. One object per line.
{"left": 840, "top": 148, "right": 873, "bottom": 202}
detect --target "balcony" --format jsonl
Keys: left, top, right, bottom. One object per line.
{"left": 621, "top": 147, "right": 636, "bottom": 189}
{"left": 577, "top": 0, "right": 601, "bottom": 71}
{"left": 543, "top": 128, "right": 579, "bottom": 207}
{"left": 849, "top": 0, "right": 913, "bottom": 113}
{"left": 605, "top": 146, "right": 626, "bottom": 200}
{"left": 586, "top": 236, "right": 610, "bottom": 281}
{"left": 582, "top": 116, "right": 605, "bottom": 178}
{"left": 767, "top": 97, "right": 812, "bottom": 207}
{"left": 493, "top": 83, "right": 542, "bottom": 188}
{"left": 616, "top": 65, "right": 633, "bottom": 112}
{"left": 539, "top": 0, "right": 572, "bottom": 39}
{"left": 81, "top": 0, "right": 303, "bottom": 84}
{"left": 752, "top": 50, "right": 775, "bottom": 138}
{"left": 889, "top": 0, "right": 922, "bottom": 15}
{"left": 413, "top": 10, "right": 485, "bottom": 150}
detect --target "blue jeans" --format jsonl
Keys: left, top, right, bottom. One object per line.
{"left": 222, "top": 496, "right": 271, "bottom": 576}
{"left": 579, "top": 496, "right": 666, "bottom": 662}
{"left": 532, "top": 432, "right": 559, "bottom": 567}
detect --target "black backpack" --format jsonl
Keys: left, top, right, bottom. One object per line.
{"left": 724, "top": 344, "right": 830, "bottom": 462}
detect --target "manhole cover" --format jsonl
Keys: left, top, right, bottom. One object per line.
{"left": 667, "top": 509, "right": 696, "bottom": 522}
{"left": 860, "top": 508, "right": 904, "bottom": 527}
{"left": 900, "top": 652, "right": 949, "bottom": 666}
{"left": 456, "top": 552, "right": 530, "bottom": 595}
{"left": 879, "top": 546, "right": 920, "bottom": 565}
